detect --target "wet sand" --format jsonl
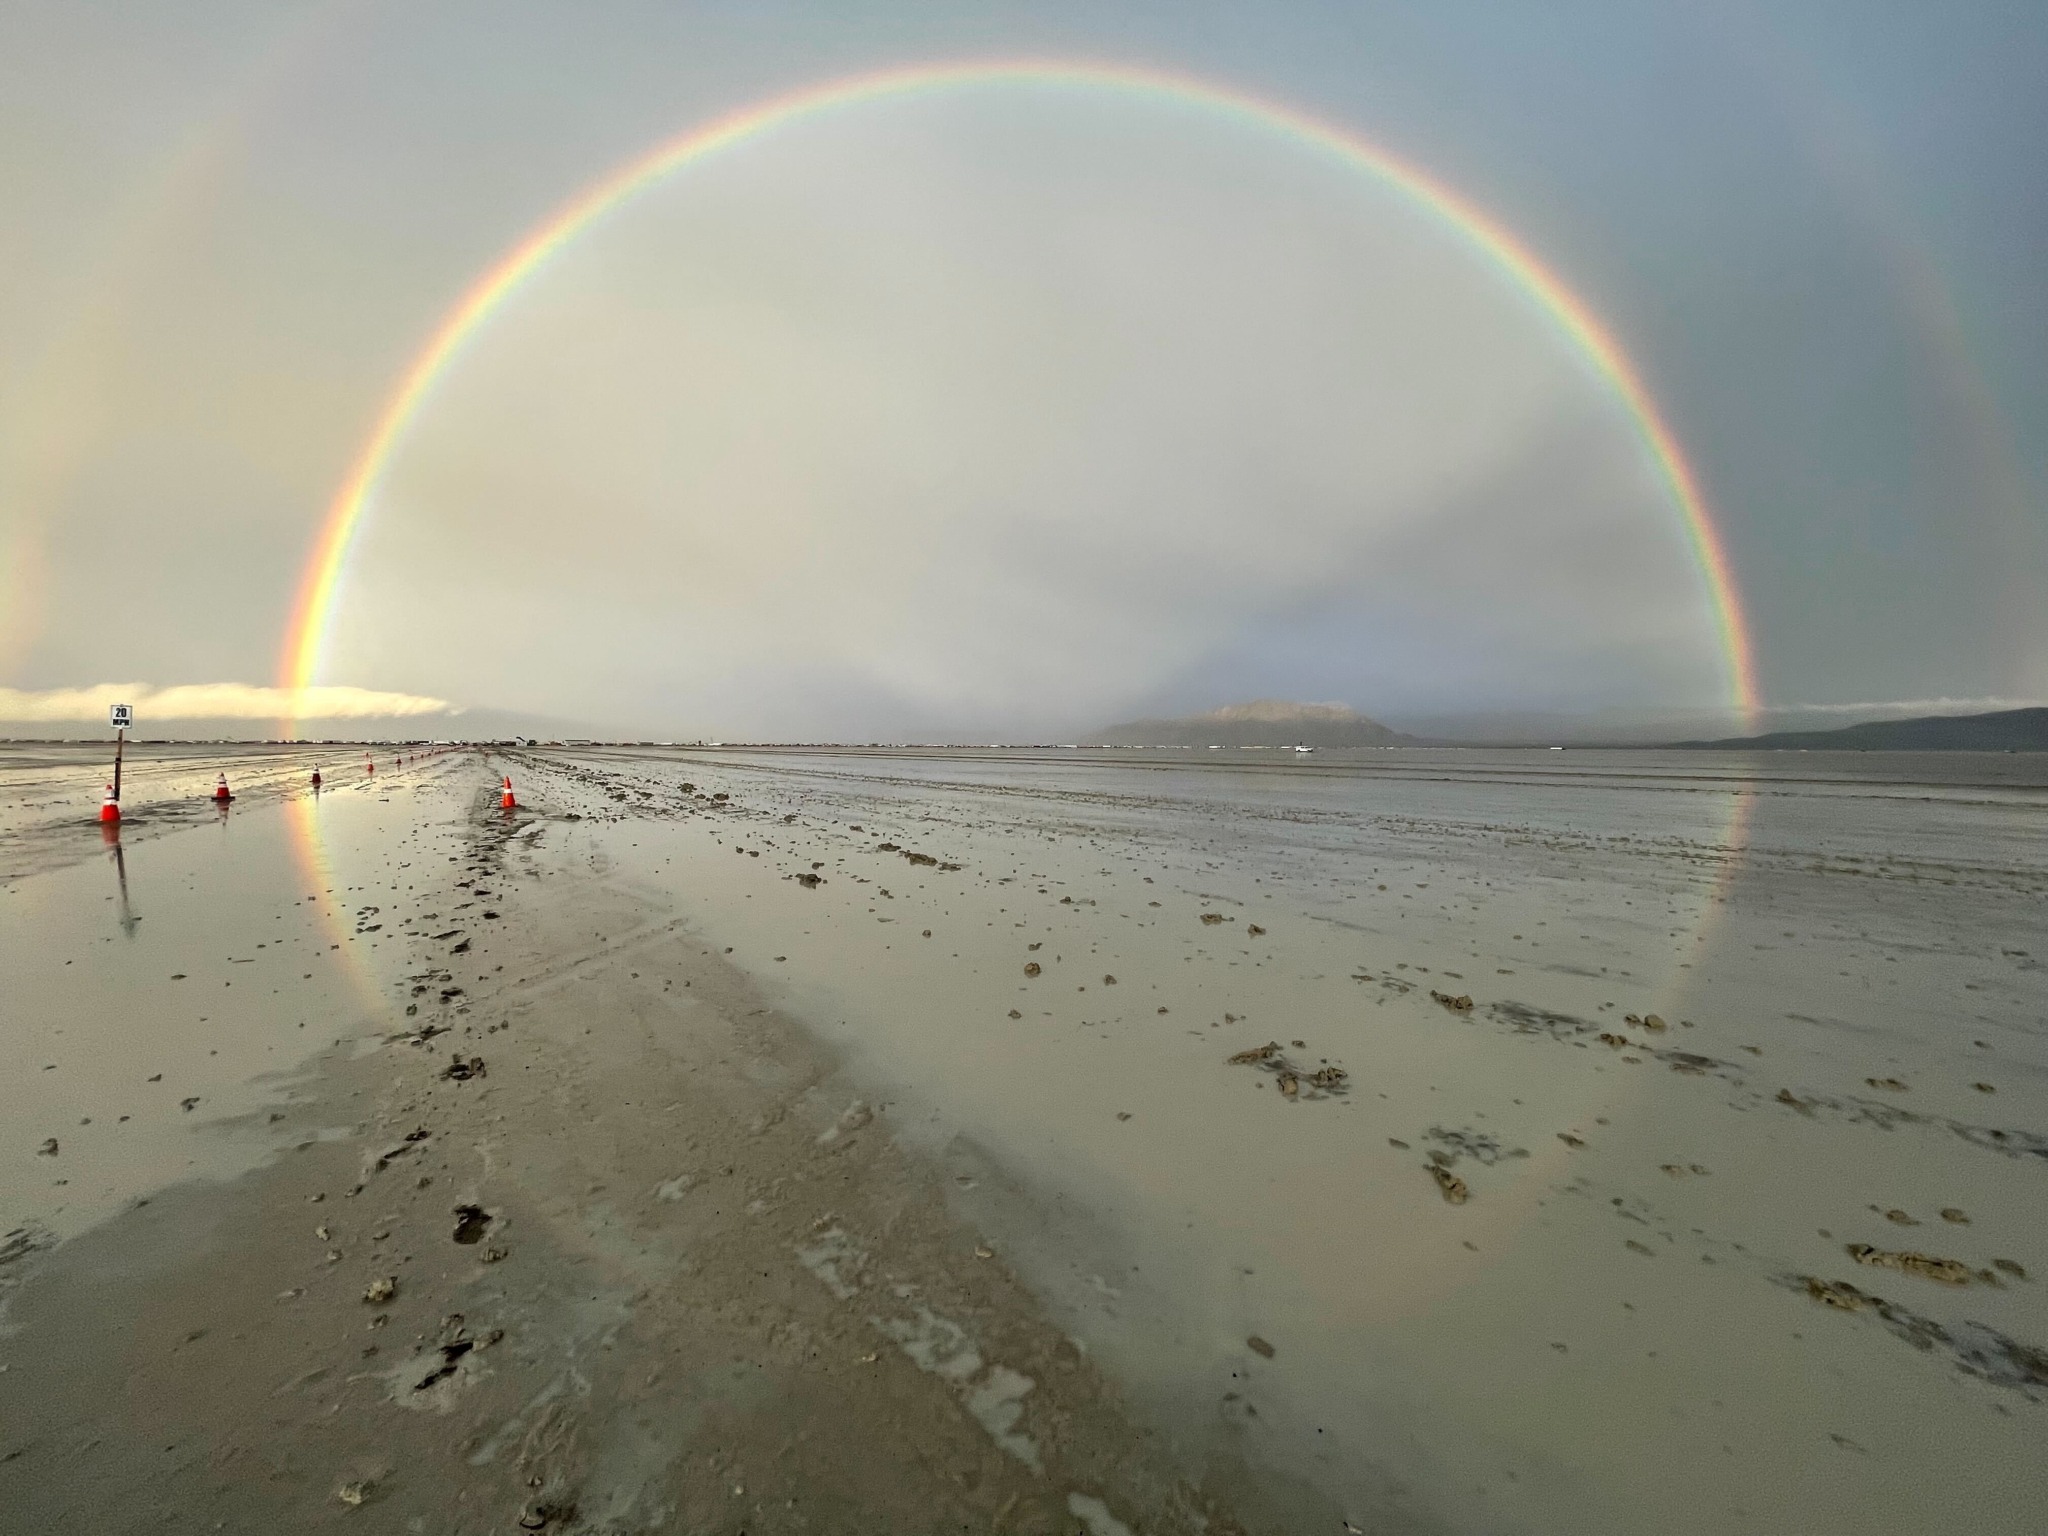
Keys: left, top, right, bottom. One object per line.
{"left": 1, "top": 744, "right": 2043, "bottom": 1532}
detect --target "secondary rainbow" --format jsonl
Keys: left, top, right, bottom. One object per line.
{"left": 279, "top": 58, "right": 1758, "bottom": 720}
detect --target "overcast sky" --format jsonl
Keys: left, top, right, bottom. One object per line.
{"left": 2, "top": 1, "right": 2043, "bottom": 738}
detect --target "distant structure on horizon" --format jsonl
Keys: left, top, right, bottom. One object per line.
{"left": 1086, "top": 699, "right": 1420, "bottom": 749}
{"left": 1672, "top": 706, "right": 2048, "bottom": 752}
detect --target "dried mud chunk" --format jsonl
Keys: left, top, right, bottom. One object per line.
{"left": 337, "top": 1479, "right": 374, "bottom": 1507}
{"left": 1993, "top": 1259, "right": 2027, "bottom": 1279}
{"left": 1428, "top": 1164, "right": 1469, "bottom": 1204}
{"left": 1309, "top": 1066, "right": 1348, "bottom": 1089}
{"left": 1431, "top": 991, "right": 1474, "bottom": 1012}
{"left": 903, "top": 851, "right": 938, "bottom": 867}
{"left": 1641, "top": 1013, "right": 1668, "bottom": 1030}
{"left": 35, "top": 1138, "right": 57, "bottom": 1157}
{"left": 1941, "top": 1208, "right": 1970, "bottom": 1224}
{"left": 442, "top": 1056, "right": 486, "bottom": 1082}
{"left": 1022, "top": 962, "right": 1041, "bottom": 977}
{"left": 1246, "top": 923, "right": 1266, "bottom": 936}
{"left": 1865, "top": 1077, "right": 1909, "bottom": 1093}
{"left": 1200, "top": 912, "right": 1226, "bottom": 925}
{"left": 1847, "top": 1244, "right": 1974, "bottom": 1285}
{"left": 1228, "top": 1041, "right": 1282, "bottom": 1065}
{"left": 794, "top": 872, "right": 823, "bottom": 888}
{"left": 519, "top": 1498, "right": 578, "bottom": 1530}
{"left": 1246, "top": 1335, "right": 1276, "bottom": 1359}
{"left": 1277, "top": 1073, "right": 1300, "bottom": 1099}
{"left": 363, "top": 1276, "right": 397, "bottom": 1304}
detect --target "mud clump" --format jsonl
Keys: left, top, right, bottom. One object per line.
{"left": 1428, "top": 1165, "right": 1469, "bottom": 1204}
{"left": 441, "top": 1056, "right": 486, "bottom": 1082}
{"left": 1431, "top": 991, "right": 1474, "bottom": 1012}
{"left": 1022, "top": 962, "right": 1041, "bottom": 978}
{"left": 451, "top": 1204, "right": 493, "bottom": 1245}
{"left": 1226, "top": 1040, "right": 1349, "bottom": 1101}
{"left": 1847, "top": 1244, "right": 1975, "bottom": 1286}
{"left": 1200, "top": 912, "right": 1226, "bottom": 925}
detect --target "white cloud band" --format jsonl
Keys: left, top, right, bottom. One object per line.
{"left": 0, "top": 683, "right": 452, "bottom": 721}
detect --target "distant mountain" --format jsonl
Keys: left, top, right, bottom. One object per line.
{"left": 1087, "top": 700, "right": 1419, "bottom": 748}
{"left": 1673, "top": 706, "right": 2048, "bottom": 751}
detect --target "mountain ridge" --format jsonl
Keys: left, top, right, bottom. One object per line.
{"left": 1672, "top": 706, "right": 2048, "bottom": 751}
{"left": 1085, "top": 699, "right": 1418, "bottom": 748}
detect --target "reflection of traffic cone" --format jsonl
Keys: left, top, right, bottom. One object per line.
{"left": 99, "top": 785, "right": 120, "bottom": 823}
{"left": 365, "top": 756, "right": 374, "bottom": 775}
{"left": 311, "top": 769, "right": 322, "bottom": 788}
{"left": 213, "top": 774, "right": 232, "bottom": 803}
{"left": 500, "top": 776, "right": 516, "bottom": 809}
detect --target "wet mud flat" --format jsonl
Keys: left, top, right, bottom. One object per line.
{"left": 1, "top": 744, "right": 2043, "bottom": 1534}
{"left": 484, "top": 745, "right": 2047, "bottom": 1535}
{"left": 0, "top": 740, "right": 437, "bottom": 883}
{"left": 0, "top": 760, "right": 1282, "bottom": 1534}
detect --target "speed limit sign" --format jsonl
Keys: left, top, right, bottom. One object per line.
{"left": 109, "top": 703, "right": 133, "bottom": 729}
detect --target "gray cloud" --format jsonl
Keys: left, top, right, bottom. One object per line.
{"left": 324, "top": 89, "right": 1729, "bottom": 739}
{"left": 0, "top": 683, "right": 450, "bottom": 722}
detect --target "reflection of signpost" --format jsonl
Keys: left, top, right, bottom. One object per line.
{"left": 109, "top": 702, "right": 132, "bottom": 801}
{"left": 111, "top": 837, "right": 139, "bottom": 938}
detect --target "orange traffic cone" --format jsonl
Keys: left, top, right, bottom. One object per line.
{"left": 213, "top": 774, "right": 232, "bottom": 803}
{"left": 365, "top": 756, "right": 374, "bottom": 775}
{"left": 99, "top": 785, "right": 120, "bottom": 824}
{"left": 500, "top": 776, "right": 516, "bottom": 809}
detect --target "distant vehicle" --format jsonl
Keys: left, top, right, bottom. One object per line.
{"left": 1294, "top": 744, "right": 1314, "bottom": 753}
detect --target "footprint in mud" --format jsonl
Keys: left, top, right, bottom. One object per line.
{"left": 452, "top": 1205, "right": 493, "bottom": 1244}
{"left": 1789, "top": 1275, "right": 2048, "bottom": 1397}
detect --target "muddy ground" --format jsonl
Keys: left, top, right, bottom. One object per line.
{"left": 3, "top": 742, "right": 2043, "bottom": 1534}
{"left": 1, "top": 762, "right": 1294, "bottom": 1534}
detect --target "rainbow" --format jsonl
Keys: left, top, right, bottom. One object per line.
{"left": 279, "top": 59, "right": 1757, "bottom": 721}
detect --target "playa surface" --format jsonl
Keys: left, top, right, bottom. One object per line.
{"left": 2, "top": 742, "right": 2043, "bottom": 1533}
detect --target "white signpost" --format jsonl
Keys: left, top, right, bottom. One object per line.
{"left": 109, "top": 702, "right": 132, "bottom": 801}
